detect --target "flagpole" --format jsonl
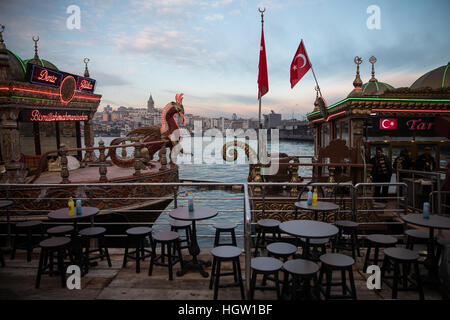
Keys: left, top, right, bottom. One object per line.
{"left": 302, "top": 39, "right": 323, "bottom": 98}
{"left": 257, "top": 8, "right": 265, "bottom": 162}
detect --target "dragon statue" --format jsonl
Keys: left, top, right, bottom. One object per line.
{"left": 108, "top": 93, "right": 186, "bottom": 168}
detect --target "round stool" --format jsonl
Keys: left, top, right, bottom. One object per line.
{"left": 254, "top": 219, "right": 280, "bottom": 257}
{"left": 381, "top": 247, "right": 424, "bottom": 300}
{"left": 123, "top": 227, "right": 153, "bottom": 273}
{"left": 363, "top": 234, "right": 398, "bottom": 273}
{"left": 249, "top": 257, "right": 283, "bottom": 300}
{"left": 11, "top": 220, "right": 44, "bottom": 262}
{"left": 319, "top": 253, "right": 357, "bottom": 300}
{"left": 149, "top": 231, "right": 184, "bottom": 280}
{"left": 299, "top": 237, "right": 329, "bottom": 261}
{"left": 283, "top": 258, "right": 320, "bottom": 300}
{"left": 214, "top": 222, "right": 237, "bottom": 247}
{"left": 267, "top": 242, "right": 297, "bottom": 262}
{"left": 333, "top": 220, "right": 360, "bottom": 259}
{"left": 79, "top": 227, "right": 111, "bottom": 272}
{"left": 35, "top": 237, "right": 71, "bottom": 288}
{"left": 405, "top": 229, "right": 428, "bottom": 250}
{"left": 47, "top": 225, "right": 74, "bottom": 237}
{"left": 209, "top": 246, "right": 245, "bottom": 300}
{"left": 170, "top": 220, "right": 192, "bottom": 251}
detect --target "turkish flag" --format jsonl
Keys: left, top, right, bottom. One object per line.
{"left": 290, "top": 40, "right": 311, "bottom": 89}
{"left": 258, "top": 27, "right": 268, "bottom": 98}
{"left": 379, "top": 118, "right": 398, "bottom": 130}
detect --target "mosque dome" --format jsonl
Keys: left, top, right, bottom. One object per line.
{"left": 410, "top": 62, "right": 450, "bottom": 90}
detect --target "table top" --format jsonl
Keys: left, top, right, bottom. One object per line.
{"left": 169, "top": 206, "right": 218, "bottom": 222}
{"left": 279, "top": 220, "right": 339, "bottom": 239}
{"left": 0, "top": 200, "right": 13, "bottom": 209}
{"left": 401, "top": 214, "right": 450, "bottom": 230}
{"left": 295, "top": 201, "right": 339, "bottom": 211}
{"left": 48, "top": 206, "right": 99, "bottom": 221}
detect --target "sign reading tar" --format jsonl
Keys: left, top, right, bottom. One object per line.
{"left": 367, "top": 116, "right": 437, "bottom": 137}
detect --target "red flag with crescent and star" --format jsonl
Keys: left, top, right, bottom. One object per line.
{"left": 290, "top": 40, "right": 311, "bottom": 89}
{"left": 258, "top": 27, "right": 268, "bottom": 98}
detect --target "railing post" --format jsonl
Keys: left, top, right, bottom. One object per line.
{"left": 98, "top": 140, "right": 108, "bottom": 182}
{"left": 60, "top": 144, "right": 70, "bottom": 184}
{"left": 351, "top": 185, "right": 357, "bottom": 222}
{"left": 134, "top": 142, "right": 143, "bottom": 176}
{"left": 243, "top": 183, "right": 252, "bottom": 299}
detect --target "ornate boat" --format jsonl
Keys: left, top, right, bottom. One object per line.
{"left": 0, "top": 28, "right": 185, "bottom": 223}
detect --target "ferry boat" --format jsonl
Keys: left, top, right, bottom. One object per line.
{"left": 0, "top": 29, "right": 183, "bottom": 223}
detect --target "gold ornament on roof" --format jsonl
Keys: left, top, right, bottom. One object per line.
{"left": 369, "top": 55, "right": 377, "bottom": 82}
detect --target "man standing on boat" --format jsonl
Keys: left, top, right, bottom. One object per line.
{"left": 370, "top": 147, "right": 392, "bottom": 200}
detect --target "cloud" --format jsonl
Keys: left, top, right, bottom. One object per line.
{"left": 205, "top": 13, "right": 224, "bottom": 21}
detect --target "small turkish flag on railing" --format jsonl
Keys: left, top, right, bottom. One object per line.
{"left": 290, "top": 40, "right": 311, "bottom": 89}
{"left": 258, "top": 27, "right": 269, "bottom": 98}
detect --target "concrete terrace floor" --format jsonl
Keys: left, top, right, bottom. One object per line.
{"left": 0, "top": 247, "right": 444, "bottom": 300}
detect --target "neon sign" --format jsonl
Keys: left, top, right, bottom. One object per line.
{"left": 19, "top": 109, "right": 88, "bottom": 122}
{"left": 368, "top": 116, "right": 438, "bottom": 137}
{"left": 25, "top": 63, "right": 96, "bottom": 93}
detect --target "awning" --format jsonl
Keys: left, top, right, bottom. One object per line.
{"left": 434, "top": 116, "right": 450, "bottom": 139}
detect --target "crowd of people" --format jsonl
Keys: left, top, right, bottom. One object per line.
{"left": 369, "top": 146, "right": 438, "bottom": 198}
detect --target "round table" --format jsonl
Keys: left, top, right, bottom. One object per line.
{"left": 401, "top": 214, "right": 450, "bottom": 281}
{"left": 279, "top": 220, "right": 339, "bottom": 259}
{"left": 48, "top": 207, "right": 99, "bottom": 232}
{"left": 294, "top": 201, "right": 339, "bottom": 221}
{"left": 0, "top": 200, "right": 14, "bottom": 249}
{"left": 169, "top": 206, "right": 218, "bottom": 277}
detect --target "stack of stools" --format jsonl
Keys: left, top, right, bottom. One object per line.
{"left": 363, "top": 234, "right": 398, "bottom": 273}
{"left": 381, "top": 247, "right": 424, "bottom": 300}
{"left": 265, "top": 242, "right": 297, "bottom": 294}
{"left": 254, "top": 219, "right": 280, "bottom": 257}
{"left": 123, "top": 227, "right": 153, "bottom": 273}
{"left": 35, "top": 237, "right": 71, "bottom": 288}
{"left": 405, "top": 228, "right": 428, "bottom": 250}
{"left": 282, "top": 259, "right": 320, "bottom": 300}
{"left": 318, "top": 253, "right": 357, "bottom": 300}
{"left": 332, "top": 220, "right": 360, "bottom": 259}
{"left": 149, "top": 231, "right": 184, "bottom": 280}
{"left": 170, "top": 220, "right": 192, "bottom": 252}
{"left": 209, "top": 245, "right": 245, "bottom": 300}
{"left": 213, "top": 222, "right": 237, "bottom": 247}
{"left": 79, "top": 227, "right": 112, "bottom": 273}
{"left": 249, "top": 257, "right": 283, "bottom": 300}
{"left": 11, "top": 220, "right": 44, "bottom": 262}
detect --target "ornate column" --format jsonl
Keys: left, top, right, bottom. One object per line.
{"left": 0, "top": 108, "right": 21, "bottom": 183}
{"left": 83, "top": 115, "right": 97, "bottom": 162}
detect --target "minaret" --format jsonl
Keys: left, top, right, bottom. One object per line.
{"left": 147, "top": 94, "right": 155, "bottom": 112}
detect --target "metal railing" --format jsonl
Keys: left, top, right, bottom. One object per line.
{"left": 0, "top": 180, "right": 423, "bottom": 297}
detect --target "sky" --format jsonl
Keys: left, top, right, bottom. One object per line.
{"left": 0, "top": 0, "right": 449, "bottom": 119}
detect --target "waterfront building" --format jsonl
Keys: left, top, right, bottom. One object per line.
{"left": 264, "top": 110, "right": 282, "bottom": 129}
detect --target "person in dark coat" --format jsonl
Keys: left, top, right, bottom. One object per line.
{"left": 393, "top": 149, "right": 412, "bottom": 181}
{"left": 370, "top": 147, "right": 392, "bottom": 199}
{"left": 415, "top": 146, "right": 436, "bottom": 172}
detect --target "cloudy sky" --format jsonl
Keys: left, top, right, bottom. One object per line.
{"left": 0, "top": 0, "right": 449, "bottom": 119}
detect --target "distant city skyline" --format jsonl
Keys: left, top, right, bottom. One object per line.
{"left": 0, "top": 0, "right": 448, "bottom": 119}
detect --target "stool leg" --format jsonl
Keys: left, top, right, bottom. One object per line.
{"left": 26, "top": 229, "right": 33, "bottom": 262}
{"left": 84, "top": 238, "right": 91, "bottom": 273}
{"left": 136, "top": 240, "right": 141, "bottom": 274}
{"left": 341, "top": 269, "right": 347, "bottom": 296}
{"left": 231, "top": 229, "right": 237, "bottom": 247}
{"left": 57, "top": 249, "right": 66, "bottom": 288}
{"left": 392, "top": 261, "right": 400, "bottom": 299}
{"left": 214, "top": 229, "right": 220, "bottom": 247}
{"left": 254, "top": 230, "right": 261, "bottom": 257}
{"left": 274, "top": 271, "right": 280, "bottom": 300}
{"left": 35, "top": 247, "right": 46, "bottom": 289}
{"left": 209, "top": 257, "right": 216, "bottom": 289}
{"left": 402, "top": 263, "right": 409, "bottom": 290}
{"left": 413, "top": 261, "right": 424, "bottom": 300}
{"left": 325, "top": 268, "right": 332, "bottom": 300}
{"left": 235, "top": 258, "right": 245, "bottom": 300}
{"left": 168, "top": 242, "right": 173, "bottom": 280}
{"left": 176, "top": 240, "right": 184, "bottom": 269}
{"left": 363, "top": 242, "right": 372, "bottom": 272}
{"left": 348, "top": 267, "right": 357, "bottom": 300}
{"left": 380, "top": 256, "right": 389, "bottom": 289}
{"left": 249, "top": 269, "right": 257, "bottom": 300}
{"left": 122, "top": 237, "right": 129, "bottom": 268}
{"left": 101, "top": 237, "right": 112, "bottom": 267}
{"left": 148, "top": 240, "right": 156, "bottom": 276}
{"left": 10, "top": 232, "right": 18, "bottom": 260}
{"left": 373, "top": 246, "right": 380, "bottom": 267}
{"left": 213, "top": 260, "right": 221, "bottom": 300}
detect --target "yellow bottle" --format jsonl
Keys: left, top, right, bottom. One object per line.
{"left": 312, "top": 188, "right": 318, "bottom": 206}
{"left": 68, "top": 197, "right": 75, "bottom": 216}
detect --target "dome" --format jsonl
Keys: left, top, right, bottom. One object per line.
{"left": 410, "top": 62, "right": 450, "bottom": 90}
{"left": 4, "top": 49, "right": 26, "bottom": 81}
{"left": 362, "top": 80, "right": 394, "bottom": 95}
{"left": 23, "top": 57, "right": 59, "bottom": 71}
